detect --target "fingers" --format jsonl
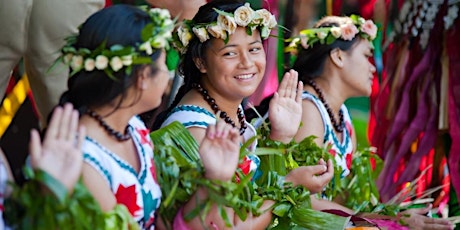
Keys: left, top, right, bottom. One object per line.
{"left": 29, "top": 129, "right": 42, "bottom": 167}
{"left": 76, "top": 125, "right": 86, "bottom": 150}
{"left": 58, "top": 103, "right": 74, "bottom": 140}
{"left": 44, "top": 106, "right": 64, "bottom": 140}
{"left": 318, "top": 158, "right": 326, "bottom": 166}
{"left": 418, "top": 215, "right": 453, "bottom": 230}
{"left": 296, "top": 80, "right": 303, "bottom": 103}
{"left": 67, "top": 109, "right": 79, "bottom": 141}
{"left": 207, "top": 119, "right": 237, "bottom": 140}
{"left": 326, "top": 159, "right": 334, "bottom": 174}
{"left": 227, "top": 126, "right": 240, "bottom": 144}
{"left": 278, "top": 70, "right": 299, "bottom": 99}
{"left": 309, "top": 164, "right": 328, "bottom": 175}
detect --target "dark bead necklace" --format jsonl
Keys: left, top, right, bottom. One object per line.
{"left": 86, "top": 109, "right": 131, "bottom": 141}
{"left": 192, "top": 83, "right": 247, "bottom": 135}
{"left": 308, "top": 80, "right": 344, "bottom": 133}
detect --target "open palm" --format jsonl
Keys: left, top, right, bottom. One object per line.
{"left": 199, "top": 120, "right": 240, "bottom": 181}
{"left": 269, "top": 70, "right": 303, "bottom": 143}
{"left": 29, "top": 104, "right": 85, "bottom": 192}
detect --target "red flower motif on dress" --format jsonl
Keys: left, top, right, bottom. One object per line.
{"left": 238, "top": 156, "right": 252, "bottom": 175}
{"left": 136, "top": 127, "right": 153, "bottom": 148}
{"left": 150, "top": 159, "right": 158, "bottom": 182}
{"left": 328, "top": 148, "right": 337, "bottom": 157}
{"left": 346, "top": 153, "right": 352, "bottom": 170}
{"left": 235, "top": 156, "right": 253, "bottom": 183}
{"left": 115, "top": 184, "right": 141, "bottom": 216}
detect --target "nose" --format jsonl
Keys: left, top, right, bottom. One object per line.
{"left": 238, "top": 51, "right": 254, "bottom": 68}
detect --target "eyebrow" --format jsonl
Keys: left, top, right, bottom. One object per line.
{"left": 218, "top": 40, "right": 263, "bottom": 52}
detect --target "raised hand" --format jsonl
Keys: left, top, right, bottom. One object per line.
{"left": 29, "top": 103, "right": 85, "bottom": 191}
{"left": 285, "top": 159, "right": 334, "bottom": 193}
{"left": 268, "top": 69, "right": 303, "bottom": 143}
{"left": 199, "top": 119, "right": 240, "bottom": 181}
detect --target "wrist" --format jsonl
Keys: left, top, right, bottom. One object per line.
{"left": 23, "top": 167, "right": 69, "bottom": 202}
{"left": 269, "top": 133, "right": 293, "bottom": 144}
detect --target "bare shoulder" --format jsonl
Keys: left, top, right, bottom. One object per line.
{"left": 294, "top": 99, "right": 325, "bottom": 146}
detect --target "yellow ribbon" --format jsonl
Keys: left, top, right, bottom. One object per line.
{"left": 0, "top": 74, "right": 30, "bottom": 138}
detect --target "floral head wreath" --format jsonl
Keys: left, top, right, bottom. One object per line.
{"left": 173, "top": 3, "right": 277, "bottom": 53}
{"left": 286, "top": 15, "right": 378, "bottom": 54}
{"left": 58, "top": 7, "right": 175, "bottom": 79}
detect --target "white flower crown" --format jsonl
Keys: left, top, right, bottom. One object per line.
{"left": 58, "top": 7, "right": 175, "bottom": 79}
{"left": 286, "top": 15, "right": 378, "bottom": 53}
{"left": 173, "top": 3, "right": 277, "bottom": 53}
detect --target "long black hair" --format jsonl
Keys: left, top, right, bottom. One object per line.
{"left": 152, "top": 0, "right": 246, "bottom": 130}
{"left": 57, "top": 5, "right": 162, "bottom": 116}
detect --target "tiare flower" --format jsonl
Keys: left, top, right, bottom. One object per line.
{"left": 70, "top": 55, "right": 83, "bottom": 71}
{"left": 207, "top": 24, "right": 227, "bottom": 40}
{"left": 217, "top": 14, "right": 237, "bottom": 35}
{"left": 84, "top": 58, "right": 95, "bottom": 71}
{"left": 178, "top": 25, "right": 193, "bottom": 47}
{"left": 110, "top": 56, "right": 123, "bottom": 72}
{"left": 330, "top": 27, "right": 342, "bottom": 38}
{"left": 95, "top": 55, "right": 109, "bottom": 70}
{"left": 234, "top": 3, "right": 254, "bottom": 26}
{"left": 192, "top": 27, "right": 210, "bottom": 43}
{"left": 58, "top": 7, "right": 175, "bottom": 78}
{"left": 175, "top": 3, "right": 277, "bottom": 51}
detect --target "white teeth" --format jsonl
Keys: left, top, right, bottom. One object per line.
{"left": 236, "top": 74, "right": 253, "bottom": 79}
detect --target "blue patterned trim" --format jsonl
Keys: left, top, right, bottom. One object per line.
{"left": 182, "top": 121, "right": 210, "bottom": 128}
{"left": 83, "top": 152, "right": 113, "bottom": 187}
{"left": 170, "top": 105, "right": 215, "bottom": 118}
{"left": 324, "top": 125, "right": 350, "bottom": 155}
{"left": 86, "top": 136, "right": 140, "bottom": 180}
{"left": 131, "top": 126, "right": 148, "bottom": 184}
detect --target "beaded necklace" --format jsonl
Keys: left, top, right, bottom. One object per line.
{"left": 308, "top": 80, "right": 344, "bottom": 133}
{"left": 86, "top": 110, "right": 131, "bottom": 141}
{"left": 192, "top": 83, "right": 247, "bottom": 135}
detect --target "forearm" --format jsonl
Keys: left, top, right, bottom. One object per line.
{"left": 181, "top": 187, "right": 274, "bottom": 230}
{"left": 310, "top": 196, "right": 354, "bottom": 214}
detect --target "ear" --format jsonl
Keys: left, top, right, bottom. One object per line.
{"left": 137, "top": 66, "right": 151, "bottom": 90}
{"left": 329, "top": 48, "right": 344, "bottom": 68}
{"left": 193, "top": 58, "right": 207, "bottom": 73}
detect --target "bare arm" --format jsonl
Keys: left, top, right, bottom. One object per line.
{"left": 81, "top": 163, "right": 117, "bottom": 212}
{"left": 294, "top": 99, "right": 325, "bottom": 146}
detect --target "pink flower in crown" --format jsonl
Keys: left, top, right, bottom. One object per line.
{"left": 361, "top": 20, "right": 377, "bottom": 40}
{"left": 340, "top": 23, "right": 359, "bottom": 41}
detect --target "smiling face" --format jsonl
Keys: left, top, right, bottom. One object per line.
{"left": 197, "top": 27, "right": 266, "bottom": 102}
{"left": 342, "top": 39, "right": 376, "bottom": 97}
